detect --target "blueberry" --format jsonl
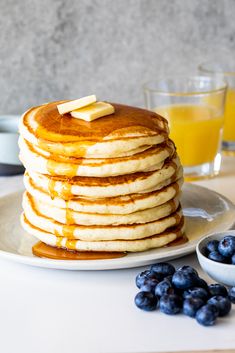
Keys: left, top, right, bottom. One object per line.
{"left": 196, "top": 304, "right": 218, "bottom": 326}
{"left": 228, "top": 287, "right": 235, "bottom": 304}
{"left": 172, "top": 270, "right": 198, "bottom": 289}
{"left": 134, "top": 291, "right": 158, "bottom": 311}
{"left": 208, "top": 284, "right": 228, "bottom": 297}
{"left": 140, "top": 277, "right": 159, "bottom": 293}
{"left": 150, "top": 262, "right": 175, "bottom": 277}
{"left": 206, "top": 240, "right": 219, "bottom": 253}
{"left": 231, "top": 253, "right": 235, "bottom": 264}
{"left": 183, "top": 287, "right": 208, "bottom": 301}
{"left": 208, "top": 251, "right": 227, "bottom": 263}
{"left": 208, "top": 296, "right": 231, "bottom": 317}
{"left": 155, "top": 279, "right": 175, "bottom": 297}
{"left": 159, "top": 294, "right": 182, "bottom": 315}
{"left": 195, "top": 277, "right": 209, "bottom": 290}
{"left": 165, "top": 275, "right": 173, "bottom": 283}
{"left": 183, "top": 297, "right": 204, "bottom": 317}
{"left": 177, "top": 265, "right": 198, "bottom": 276}
{"left": 208, "top": 303, "right": 219, "bottom": 316}
{"left": 218, "top": 236, "right": 235, "bottom": 258}
{"left": 135, "top": 270, "right": 159, "bottom": 289}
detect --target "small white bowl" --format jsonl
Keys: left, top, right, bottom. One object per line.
{"left": 196, "top": 230, "right": 235, "bottom": 286}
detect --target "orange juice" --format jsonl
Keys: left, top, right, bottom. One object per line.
{"left": 223, "top": 88, "right": 235, "bottom": 141}
{"left": 155, "top": 105, "right": 223, "bottom": 167}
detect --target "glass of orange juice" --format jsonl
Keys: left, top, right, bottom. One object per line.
{"left": 143, "top": 76, "right": 227, "bottom": 180}
{"left": 199, "top": 62, "right": 235, "bottom": 155}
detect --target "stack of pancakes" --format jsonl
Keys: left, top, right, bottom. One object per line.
{"left": 19, "top": 101, "right": 184, "bottom": 254}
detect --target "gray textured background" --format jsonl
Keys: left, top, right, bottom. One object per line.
{"left": 0, "top": 0, "right": 234, "bottom": 114}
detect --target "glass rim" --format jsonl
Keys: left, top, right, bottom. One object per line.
{"left": 199, "top": 61, "right": 235, "bottom": 77}
{"left": 143, "top": 75, "right": 227, "bottom": 97}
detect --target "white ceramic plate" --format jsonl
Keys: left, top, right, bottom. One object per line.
{"left": 0, "top": 184, "right": 234, "bottom": 270}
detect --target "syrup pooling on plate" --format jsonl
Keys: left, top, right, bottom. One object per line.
{"left": 32, "top": 242, "right": 127, "bottom": 260}
{"left": 166, "top": 234, "right": 188, "bottom": 247}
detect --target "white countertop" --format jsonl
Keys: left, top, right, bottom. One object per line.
{"left": 0, "top": 156, "right": 235, "bottom": 353}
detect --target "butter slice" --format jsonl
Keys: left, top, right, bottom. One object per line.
{"left": 57, "top": 95, "right": 96, "bottom": 115}
{"left": 71, "top": 102, "right": 115, "bottom": 121}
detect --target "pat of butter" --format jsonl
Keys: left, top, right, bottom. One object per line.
{"left": 71, "top": 102, "right": 115, "bottom": 121}
{"left": 57, "top": 95, "right": 96, "bottom": 115}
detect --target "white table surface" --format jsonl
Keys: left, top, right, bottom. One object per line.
{"left": 0, "top": 157, "right": 235, "bottom": 353}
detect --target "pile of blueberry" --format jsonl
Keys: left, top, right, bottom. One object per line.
{"left": 204, "top": 235, "right": 235, "bottom": 263}
{"left": 134, "top": 262, "right": 235, "bottom": 326}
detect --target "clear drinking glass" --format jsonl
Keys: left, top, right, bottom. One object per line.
{"left": 199, "top": 62, "right": 235, "bottom": 155}
{"left": 143, "top": 76, "right": 227, "bottom": 180}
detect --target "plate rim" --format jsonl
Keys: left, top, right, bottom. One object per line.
{"left": 0, "top": 183, "right": 234, "bottom": 271}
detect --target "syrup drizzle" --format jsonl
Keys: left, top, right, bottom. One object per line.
{"left": 33, "top": 102, "right": 168, "bottom": 143}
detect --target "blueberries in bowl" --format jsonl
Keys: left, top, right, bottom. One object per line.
{"left": 204, "top": 234, "right": 235, "bottom": 264}
{"left": 208, "top": 251, "right": 227, "bottom": 263}
{"left": 206, "top": 240, "right": 219, "bottom": 253}
{"left": 218, "top": 236, "right": 235, "bottom": 258}
{"left": 197, "top": 232, "right": 235, "bottom": 287}
{"left": 134, "top": 261, "right": 235, "bottom": 327}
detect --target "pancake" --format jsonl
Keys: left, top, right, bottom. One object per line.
{"left": 19, "top": 102, "right": 169, "bottom": 158}
{"left": 22, "top": 193, "right": 183, "bottom": 240}
{"left": 19, "top": 99, "right": 185, "bottom": 256}
{"left": 23, "top": 191, "right": 180, "bottom": 226}
{"left": 24, "top": 171, "right": 183, "bottom": 214}
{"left": 26, "top": 155, "right": 181, "bottom": 200}
{"left": 21, "top": 213, "right": 185, "bottom": 252}
{"left": 19, "top": 136, "right": 175, "bottom": 177}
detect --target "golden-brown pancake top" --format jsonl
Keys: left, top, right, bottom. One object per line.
{"left": 24, "top": 101, "right": 169, "bottom": 143}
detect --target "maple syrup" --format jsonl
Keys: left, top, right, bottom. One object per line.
{"left": 31, "top": 102, "right": 168, "bottom": 143}
{"left": 32, "top": 241, "right": 127, "bottom": 260}
{"left": 166, "top": 235, "right": 188, "bottom": 247}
